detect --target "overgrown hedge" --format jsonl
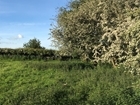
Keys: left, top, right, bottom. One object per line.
{"left": 0, "top": 48, "right": 79, "bottom": 61}
{"left": 0, "top": 48, "right": 56, "bottom": 60}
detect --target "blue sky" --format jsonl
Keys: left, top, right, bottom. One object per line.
{"left": 0, "top": 0, "right": 69, "bottom": 49}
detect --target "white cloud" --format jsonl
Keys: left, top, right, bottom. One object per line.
{"left": 6, "top": 34, "right": 24, "bottom": 40}
{"left": 9, "top": 22, "right": 47, "bottom": 26}
{"left": 0, "top": 42, "right": 16, "bottom": 44}
{"left": 22, "top": 23, "right": 36, "bottom": 26}
{"left": 17, "top": 34, "right": 23, "bottom": 39}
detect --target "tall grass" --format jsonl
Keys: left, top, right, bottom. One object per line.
{"left": 0, "top": 60, "right": 140, "bottom": 105}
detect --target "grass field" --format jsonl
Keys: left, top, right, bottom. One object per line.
{"left": 0, "top": 60, "right": 140, "bottom": 105}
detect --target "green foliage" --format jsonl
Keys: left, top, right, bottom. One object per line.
{"left": 51, "top": 0, "right": 140, "bottom": 72}
{"left": 23, "top": 38, "right": 45, "bottom": 49}
{"left": 121, "top": 21, "right": 140, "bottom": 73}
{"left": 25, "top": 60, "right": 94, "bottom": 71}
{"left": 0, "top": 48, "right": 57, "bottom": 61}
{"left": 0, "top": 60, "right": 140, "bottom": 105}
{"left": 0, "top": 48, "right": 81, "bottom": 61}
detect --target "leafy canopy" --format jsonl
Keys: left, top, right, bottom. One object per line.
{"left": 23, "top": 38, "right": 45, "bottom": 49}
{"left": 51, "top": 0, "right": 140, "bottom": 72}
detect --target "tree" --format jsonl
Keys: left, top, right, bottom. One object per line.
{"left": 51, "top": 0, "right": 140, "bottom": 72}
{"left": 51, "top": 0, "right": 126, "bottom": 57}
{"left": 23, "top": 38, "right": 45, "bottom": 49}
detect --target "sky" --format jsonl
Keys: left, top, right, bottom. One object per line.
{"left": 0, "top": 0, "right": 69, "bottom": 49}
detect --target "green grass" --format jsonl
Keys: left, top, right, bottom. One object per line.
{"left": 0, "top": 60, "right": 140, "bottom": 105}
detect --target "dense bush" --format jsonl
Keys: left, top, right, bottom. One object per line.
{"left": 51, "top": 0, "right": 140, "bottom": 73}
{"left": 0, "top": 48, "right": 55, "bottom": 61}
{"left": 0, "top": 48, "right": 79, "bottom": 61}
